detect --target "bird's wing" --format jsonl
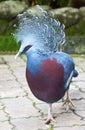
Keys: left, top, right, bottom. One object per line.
{"left": 64, "top": 68, "right": 78, "bottom": 90}
{"left": 64, "top": 70, "right": 74, "bottom": 89}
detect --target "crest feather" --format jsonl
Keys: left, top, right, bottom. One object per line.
{"left": 14, "top": 5, "right": 65, "bottom": 54}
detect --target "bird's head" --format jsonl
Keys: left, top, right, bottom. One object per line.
{"left": 15, "top": 43, "right": 32, "bottom": 59}
{"left": 14, "top": 32, "right": 40, "bottom": 59}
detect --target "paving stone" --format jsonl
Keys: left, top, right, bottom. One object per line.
{"left": 11, "top": 117, "right": 48, "bottom": 130}
{"left": 0, "top": 55, "right": 85, "bottom": 130}
{"left": 75, "top": 110, "right": 85, "bottom": 119}
{"left": 0, "top": 110, "right": 7, "bottom": 122}
{"left": 38, "top": 102, "right": 85, "bottom": 126}
{"left": 74, "top": 100, "right": 85, "bottom": 111}
{"left": 74, "top": 81, "right": 85, "bottom": 93}
{"left": 54, "top": 112, "right": 85, "bottom": 127}
{"left": 3, "top": 55, "right": 26, "bottom": 67}
{"left": 70, "top": 88, "right": 85, "bottom": 99}
{"left": 0, "top": 57, "right": 4, "bottom": 64}
{"left": 1, "top": 97, "right": 40, "bottom": 119}
{"left": 0, "top": 102, "right": 3, "bottom": 109}
{"left": 0, "top": 80, "right": 25, "bottom": 98}
{"left": 0, "top": 122, "right": 13, "bottom": 130}
{"left": 54, "top": 126, "right": 85, "bottom": 130}
{"left": 36, "top": 102, "right": 64, "bottom": 116}
{"left": 0, "top": 71, "right": 14, "bottom": 81}
{"left": 75, "top": 73, "right": 85, "bottom": 82}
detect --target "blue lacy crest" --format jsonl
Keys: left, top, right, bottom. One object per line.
{"left": 14, "top": 5, "right": 66, "bottom": 54}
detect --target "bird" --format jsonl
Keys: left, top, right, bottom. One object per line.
{"left": 14, "top": 5, "right": 78, "bottom": 124}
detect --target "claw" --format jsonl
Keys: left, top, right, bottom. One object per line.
{"left": 63, "top": 98, "right": 75, "bottom": 111}
{"left": 44, "top": 104, "right": 56, "bottom": 124}
{"left": 62, "top": 90, "right": 75, "bottom": 111}
{"left": 44, "top": 115, "right": 56, "bottom": 124}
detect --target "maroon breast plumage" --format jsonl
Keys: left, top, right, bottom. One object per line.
{"left": 26, "top": 58, "right": 65, "bottom": 103}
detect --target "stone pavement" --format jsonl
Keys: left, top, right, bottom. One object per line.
{"left": 0, "top": 54, "right": 85, "bottom": 130}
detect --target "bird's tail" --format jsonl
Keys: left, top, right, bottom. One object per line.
{"left": 73, "top": 69, "right": 78, "bottom": 77}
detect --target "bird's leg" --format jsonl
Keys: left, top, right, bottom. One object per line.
{"left": 63, "top": 90, "right": 75, "bottom": 111}
{"left": 44, "top": 104, "right": 56, "bottom": 124}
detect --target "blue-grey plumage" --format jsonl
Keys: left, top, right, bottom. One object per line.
{"left": 14, "top": 5, "right": 78, "bottom": 124}
{"left": 25, "top": 49, "right": 77, "bottom": 103}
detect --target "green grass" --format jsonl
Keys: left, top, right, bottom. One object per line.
{"left": 0, "top": 35, "right": 20, "bottom": 52}
{"left": 0, "top": 19, "right": 20, "bottom": 53}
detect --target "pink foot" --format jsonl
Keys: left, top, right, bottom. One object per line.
{"left": 44, "top": 114, "right": 56, "bottom": 124}
{"left": 43, "top": 104, "right": 57, "bottom": 124}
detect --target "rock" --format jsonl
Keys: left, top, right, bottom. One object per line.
{"left": 64, "top": 36, "right": 85, "bottom": 54}
{"left": 0, "top": 1, "right": 28, "bottom": 20}
{"left": 51, "top": 7, "right": 80, "bottom": 27}
{"left": 20, "top": 5, "right": 51, "bottom": 20}
{"left": 39, "top": 5, "right": 51, "bottom": 11}
{"left": 25, "top": 5, "right": 51, "bottom": 16}
{"left": 79, "top": 7, "right": 85, "bottom": 21}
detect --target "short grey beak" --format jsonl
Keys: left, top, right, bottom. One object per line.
{"left": 15, "top": 45, "right": 24, "bottom": 59}
{"left": 15, "top": 51, "right": 22, "bottom": 59}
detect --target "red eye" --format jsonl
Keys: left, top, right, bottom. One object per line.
{"left": 25, "top": 45, "right": 32, "bottom": 50}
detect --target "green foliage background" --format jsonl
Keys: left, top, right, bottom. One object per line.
{"left": 0, "top": 0, "right": 85, "bottom": 53}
